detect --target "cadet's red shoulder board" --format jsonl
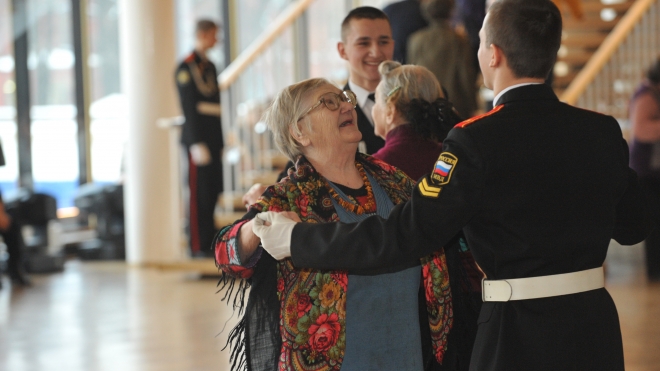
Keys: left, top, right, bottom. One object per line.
{"left": 455, "top": 104, "right": 504, "bottom": 128}
{"left": 184, "top": 52, "right": 196, "bottom": 63}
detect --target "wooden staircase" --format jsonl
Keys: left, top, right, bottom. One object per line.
{"left": 554, "top": 0, "right": 636, "bottom": 95}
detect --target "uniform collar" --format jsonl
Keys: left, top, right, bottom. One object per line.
{"left": 494, "top": 83, "right": 559, "bottom": 106}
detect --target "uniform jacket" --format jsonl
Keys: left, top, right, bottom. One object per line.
{"left": 175, "top": 51, "right": 223, "bottom": 150}
{"left": 407, "top": 21, "right": 478, "bottom": 118}
{"left": 344, "top": 83, "right": 385, "bottom": 155}
{"left": 289, "top": 84, "right": 651, "bottom": 371}
{"left": 215, "top": 154, "right": 453, "bottom": 371}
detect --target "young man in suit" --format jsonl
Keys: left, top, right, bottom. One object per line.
{"left": 338, "top": 6, "right": 393, "bottom": 155}
{"left": 254, "top": 1, "right": 650, "bottom": 370}
{"left": 175, "top": 19, "right": 222, "bottom": 258}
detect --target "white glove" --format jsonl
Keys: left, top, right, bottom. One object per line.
{"left": 190, "top": 143, "right": 211, "bottom": 166}
{"left": 252, "top": 211, "right": 296, "bottom": 260}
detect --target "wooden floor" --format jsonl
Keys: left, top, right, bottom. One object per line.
{"left": 0, "top": 242, "right": 659, "bottom": 371}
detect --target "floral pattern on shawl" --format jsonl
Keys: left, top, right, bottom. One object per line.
{"left": 215, "top": 153, "right": 453, "bottom": 370}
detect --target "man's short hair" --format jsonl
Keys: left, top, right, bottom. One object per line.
{"left": 341, "top": 7, "right": 390, "bottom": 41}
{"left": 486, "top": 0, "right": 562, "bottom": 79}
{"left": 196, "top": 19, "right": 218, "bottom": 33}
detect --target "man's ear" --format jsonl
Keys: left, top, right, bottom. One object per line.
{"left": 289, "top": 124, "right": 311, "bottom": 147}
{"left": 337, "top": 41, "right": 348, "bottom": 61}
{"left": 490, "top": 44, "right": 504, "bottom": 68}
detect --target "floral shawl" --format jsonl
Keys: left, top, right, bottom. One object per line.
{"left": 215, "top": 153, "right": 453, "bottom": 371}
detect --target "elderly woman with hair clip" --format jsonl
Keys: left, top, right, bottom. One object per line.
{"left": 372, "top": 60, "right": 483, "bottom": 370}
{"left": 214, "top": 77, "right": 471, "bottom": 371}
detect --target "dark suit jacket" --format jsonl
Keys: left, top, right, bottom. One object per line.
{"left": 344, "top": 83, "right": 385, "bottom": 155}
{"left": 383, "top": 0, "right": 428, "bottom": 63}
{"left": 175, "top": 51, "right": 223, "bottom": 151}
{"left": 290, "top": 84, "right": 650, "bottom": 371}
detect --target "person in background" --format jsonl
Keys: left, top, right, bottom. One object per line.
{"left": 216, "top": 78, "right": 457, "bottom": 370}
{"left": 629, "top": 57, "right": 660, "bottom": 281}
{"left": 338, "top": 6, "right": 395, "bottom": 155}
{"left": 408, "top": 0, "right": 478, "bottom": 118}
{"left": 454, "top": 0, "right": 486, "bottom": 72}
{"left": 0, "top": 141, "right": 30, "bottom": 289}
{"left": 175, "top": 19, "right": 223, "bottom": 258}
{"left": 371, "top": 60, "right": 482, "bottom": 370}
{"left": 254, "top": 1, "right": 650, "bottom": 370}
{"left": 371, "top": 60, "right": 460, "bottom": 179}
{"left": 382, "top": 0, "right": 429, "bottom": 64}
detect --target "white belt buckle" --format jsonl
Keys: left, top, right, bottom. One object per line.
{"left": 481, "top": 267, "right": 605, "bottom": 302}
{"left": 482, "top": 278, "right": 513, "bottom": 302}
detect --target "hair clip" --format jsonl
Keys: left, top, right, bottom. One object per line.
{"left": 387, "top": 86, "right": 401, "bottom": 97}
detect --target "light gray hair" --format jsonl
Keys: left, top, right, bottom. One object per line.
{"left": 375, "top": 60, "right": 444, "bottom": 112}
{"left": 262, "top": 78, "right": 333, "bottom": 161}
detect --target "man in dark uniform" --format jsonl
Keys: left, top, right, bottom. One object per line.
{"left": 253, "top": 1, "right": 651, "bottom": 370}
{"left": 175, "top": 19, "right": 222, "bottom": 258}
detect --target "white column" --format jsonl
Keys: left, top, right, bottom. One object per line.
{"left": 118, "top": 0, "right": 184, "bottom": 263}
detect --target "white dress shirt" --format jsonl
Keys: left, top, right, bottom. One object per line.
{"left": 348, "top": 80, "right": 375, "bottom": 125}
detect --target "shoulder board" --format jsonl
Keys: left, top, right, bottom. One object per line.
{"left": 183, "top": 52, "right": 196, "bottom": 63}
{"left": 454, "top": 104, "right": 504, "bottom": 128}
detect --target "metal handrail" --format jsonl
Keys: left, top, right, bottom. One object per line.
{"left": 218, "top": 0, "right": 315, "bottom": 91}
{"left": 561, "top": 0, "right": 657, "bottom": 104}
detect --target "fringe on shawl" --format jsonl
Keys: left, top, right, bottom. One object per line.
{"left": 217, "top": 272, "right": 251, "bottom": 371}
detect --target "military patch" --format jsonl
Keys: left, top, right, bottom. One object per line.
{"left": 418, "top": 178, "right": 442, "bottom": 198}
{"left": 430, "top": 152, "right": 457, "bottom": 186}
{"left": 177, "top": 70, "right": 190, "bottom": 85}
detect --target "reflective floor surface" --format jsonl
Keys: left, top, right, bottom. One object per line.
{"left": 0, "top": 242, "right": 658, "bottom": 371}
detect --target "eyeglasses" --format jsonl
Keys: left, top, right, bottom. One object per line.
{"left": 297, "top": 90, "right": 357, "bottom": 121}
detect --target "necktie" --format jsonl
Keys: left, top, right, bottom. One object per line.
{"left": 367, "top": 93, "right": 375, "bottom": 102}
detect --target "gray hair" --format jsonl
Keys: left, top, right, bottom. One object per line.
{"left": 375, "top": 60, "right": 444, "bottom": 113}
{"left": 262, "top": 78, "right": 332, "bottom": 161}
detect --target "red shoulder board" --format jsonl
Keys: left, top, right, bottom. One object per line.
{"left": 454, "top": 104, "right": 504, "bottom": 128}
{"left": 184, "top": 52, "right": 196, "bottom": 63}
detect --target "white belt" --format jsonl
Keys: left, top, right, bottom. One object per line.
{"left": 196, "top": 102, "right": 221, "bottom": 117}
{"left": 482, "top": 267, "right": 604, "bottom": 302}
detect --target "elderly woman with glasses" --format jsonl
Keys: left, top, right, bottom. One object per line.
{"left": 214, "top": 78, "right": 456, "bottom": 371}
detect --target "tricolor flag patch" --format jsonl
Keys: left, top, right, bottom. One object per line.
{"left": 434, "top": 160, "right": 452, "bottom": 177}
{"left": 430, "top": 152, "right": 458, "bottom": 186}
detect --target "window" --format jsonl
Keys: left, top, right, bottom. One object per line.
{"left": 27, "top": 0, "right": 78, "bottom": 208}
{"left": 0, "top": 0, "right": 19, "bottom": 196}
{"left": 88, "top": 0, "right": 126, "bottom": 186}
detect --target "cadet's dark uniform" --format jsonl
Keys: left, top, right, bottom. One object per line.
{"left": 175, "top": 51, "right": 223, "bottom": 257}
{"left": 289, "top": 84, "right": 650, "bottom": 371}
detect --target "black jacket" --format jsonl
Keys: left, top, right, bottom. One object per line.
{"left": 289, "top": 84, "right": 650, "bottom": 371}
{"left": 175, "top": 51, "right": 223, "bottom": 150}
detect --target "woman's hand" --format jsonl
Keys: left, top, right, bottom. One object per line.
{"left": 238, "top": 218, "right": 261, "bottom": 263}
{"left": 242, "top": 183, "right": 269, "bottom": 208}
